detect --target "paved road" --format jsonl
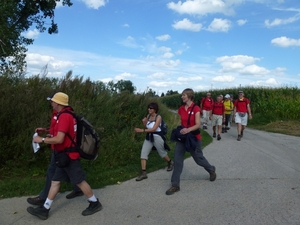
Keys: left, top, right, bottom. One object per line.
{"left": 1, "top": 125, "right": 300, "bottom": 225}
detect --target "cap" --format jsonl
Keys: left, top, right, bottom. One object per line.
{"left": 225, "top": 94, "right": 230, "bottom": 98}
{"left": 238, "top": 90, "right": 243, "bottom": 93}
{"left": 51, "top": 92, "right": 69, "bottom": 106}
{"left": 46, "top": 93, "right": 55, "bottom": 101}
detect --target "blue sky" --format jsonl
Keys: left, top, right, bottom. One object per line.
{"left": 25, "top": 0, "right": 300, "bottom": 95}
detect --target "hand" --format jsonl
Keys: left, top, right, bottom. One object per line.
{"left": 249, "top": 114, "right": 252, "bottom": 120}
{"left": 180, "top": 128, "right": 189, "bottom": 134}
{"left": 134, "top": 128, "right": 144, "bottom": 133}
{"left": 35, "top": 128, "right": 47, "bottom": 133}
{"left": 33, "top": 135, "right": 43, "bottom": 143}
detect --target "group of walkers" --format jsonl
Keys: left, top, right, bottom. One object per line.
{"left": 27, "top": 88, "right": 251, "bottom": 221}
{"left": 200, "top": 90, "right": 252, "bottom": 141}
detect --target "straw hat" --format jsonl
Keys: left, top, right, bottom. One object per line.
{"left": 51, "top": 92, "right": 69, "bottom": 106}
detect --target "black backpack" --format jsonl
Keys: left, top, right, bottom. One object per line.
{"left": 59, "top": 111, "right": 100, "bottom": 160}
{"left": 147, "top": 114, "right": 168, "bottom": 135}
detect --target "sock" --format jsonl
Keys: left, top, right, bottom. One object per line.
{"left": 88, "top": 195, "right": 97, "bottom": 202}
{"left": 43, "top": 198, "right": 53, "bottom": 209}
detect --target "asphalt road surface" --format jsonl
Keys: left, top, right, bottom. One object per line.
{"left": 1, "top": 124, "right": 300, "bottom": 225}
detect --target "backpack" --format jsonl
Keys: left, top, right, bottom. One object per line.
{"left": 147, "top": 114, "right": 168, "bottom": 135}
{"left": 59, "top": 111, "right": 100, "bottom": 160}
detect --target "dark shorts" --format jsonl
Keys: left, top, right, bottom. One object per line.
{"left": 52, "top": 159, "right": 86, "bottom": 185}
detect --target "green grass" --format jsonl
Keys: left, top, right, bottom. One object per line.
{"left": 0, "top": 130, "right": 213, "bottom": 199}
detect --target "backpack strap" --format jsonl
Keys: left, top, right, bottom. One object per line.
{"left": 57, "top": 110, "right": 77, "bottom": 148}
{"left": 187, "top": 103, "right": 196, "bottom": 127}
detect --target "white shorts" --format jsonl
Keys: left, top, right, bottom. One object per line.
{"left": 212, "top": 114, "right": 223, "bottom": 126}
{"left": 235, "top": 112, "right": 248, "bottom": 126}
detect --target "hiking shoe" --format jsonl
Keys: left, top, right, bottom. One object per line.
{"left": 241, "top": 130, "right": 243, "bottom": 137}
{"left": 27, "top": 205, "right": 49, "bottom": 220}
{"left": 82, "top": 199, "right": 103, "bottom": 216}
{"left": 27, "top": 196, "right": 45, "bottom": 206}
{"left": 237, "top": 135, "right": 241, "bottom": 141}
{"left": 167, "top": 160, "right": 173, "bottom": 171}
{"left": 136, "top": 171, "right": 147, "bottom": 181}
{"left": 217, "top": 135, "right": 221, "bottom": 140}
{"left": 203, "top": 125, "right": 207, "bottom": 130}
{"left": 222, "top": 128, "right": 225, "bottom": 133}
{"left": 166, "top": 186, "right": 180, "bottom": 195}
{"left": 226, "top": 127, "right": 230, "bottom": 130}
{"left": 66, "top": 190, "right": 84, "bottom": 199}
{"left": 209, "top": 166, "right": 217, "bottom": 181}
{"left": 212, "top": 132, "right": 216, "bottom": 138}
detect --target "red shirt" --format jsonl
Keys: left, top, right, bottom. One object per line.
{"left": 53, "top": 107, "right": 80, "bottom": 160}
{"left": 212, "top": 101, "right": 225, "bottom": 115}
{"left": 234, "top": 98, "right": 250, "bottom": 113}
{"left": 49, "top": 111, "right": 58, "bottom": 150}
{"left": 178, "top": 102, "right": 201, "bottom": 140}
{"left": 201, "top": 97, "right": 214, "bottom": 110}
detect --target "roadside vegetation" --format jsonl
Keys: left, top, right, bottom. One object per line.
{"left": 0, "top": 72, "right": 299, "bottom": 199}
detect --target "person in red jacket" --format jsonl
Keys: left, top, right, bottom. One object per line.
{"left": 210, "top": 95, "right": 225, "bottom": 140}
{"left": 200, "top": 92, "right": 214, "bottom": 130}
{"left": 28, "top": 92, "right": 102, "bottom": 220}
{"left": 233, "top": 90, "right": 252, "bottom": 141}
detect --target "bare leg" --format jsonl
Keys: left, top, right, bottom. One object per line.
{"left": 77, "top": 180, "right": 93, "bottom": 198}
{"left": 141, "top": 159, "right": 147, "bottom": 170}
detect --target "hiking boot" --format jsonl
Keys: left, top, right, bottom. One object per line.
{"left": 217, "top": 135, "right": 221, "bottom": 140}
{"left": 136, "top": 171, "right": 147, "bottom": 181}
{"left": 224, "top": 128, "right": 227, "bottom": 133}
{"left": 209, "top": 166, "right": 217, "bottom": 181}
{"left": 222, "top": 128, "right": 225, "bottom": 133}
{"left": 237, "top": 135, "right": 241, "bottom": 141}
{"left": 82, "top": 199, "right": 103, "bottom": 216}
{"left": 27, "top": 205, "right": 50, "bottom": 220}
{"left": 203, "top": 125, "right": 207, "bottom": 130}
{"left": 226, "top": 127, "right": 230, "bottom": 130}
{"left": 167, "top": 160, "right": 173, "bottom": 171}
{"left": 27, "top": 196, "right": 45, "bottom": 206}
{"left": 66, "top": 190, "right": 84, "bottom": 199}
{"left": 212, "top": 132, "right": 216, "bottom": 138}
{"left": 241, "top": 130, "right": 244, "bottom": 137}
{"left": 166, "top": 186, "right": 180, "bottom": 195}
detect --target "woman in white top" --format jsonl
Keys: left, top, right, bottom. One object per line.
{"left": 134, "top": 102, "right": 173, "bottom": 181}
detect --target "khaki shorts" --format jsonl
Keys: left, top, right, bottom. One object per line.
{"left": 235, "top": 112, "right": 248, "bottom": 125}
{"left": 211, "top": 114, "right": 223, "bottom": 126}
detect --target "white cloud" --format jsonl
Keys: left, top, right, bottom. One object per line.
{"left": 178, "top": 76, "right": 203, "bottom": 82}
{"left": 212, "top": 75, "right": 235, "bottom": 82}
{"left": 207, "top": 18, "right": 231, "bottom": 32}
{"left": 153, "top": 59, "right": 181, "bottom": 68}
{"left": 216, "top": 55, "right": 269, "bottom": 75}
{"left": 23, "top": 29, "right": 40, "bottom": 39}
{"left": 237, "top": 19, "right": 247, "bottom": 26}
{"left": 115, "top": 72, "right": 136, "bottom": 80}
{"left": 162, "top": 52, "right": 174, "bottom": 58}
{"left": 149, "top": 80, "right": 180, "bottom": 87}
{"left": 167, "top": 0, "right": 236, "bottom": 16}
{"left": 123, "top": 24, "right": 129, "bottom": 27}
{"left": 271, "top": 36, "right": 300, "bottom": 47}
{"left": 118, "top": 36, "right": 140, "bottom": 48}
{"left": 156, "top": 34, "right": 171, "bottom": 41}
{"left": 240, "top": 65, "right": 270, "bottom": 75}
{"left": 159, "top": 46, "right": 172, "bottom": 53}
{"left": 149, "top": 72, "right": 167, "bottom": 79}
{"left": 250, "top": 78, "right": 279, "bottom": 86}
{"left": 172, "top": 18, "right": 202, "bottom": 32}
{"left": 265, "top": 13, "right": 300, "bottom": 28}
{"left": 81, "top": 0, "right": 108, "bottom": 9}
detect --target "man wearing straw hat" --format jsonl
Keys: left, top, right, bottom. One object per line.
{"left": 28, "top": 92, "right": 102, "bottom": 220}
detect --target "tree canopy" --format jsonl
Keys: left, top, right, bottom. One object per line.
{"left": 0, "top": 0, "right": 73, "bottom": 73}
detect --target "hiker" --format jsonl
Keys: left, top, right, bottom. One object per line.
{"left": 200, "top": 92, "right": 214, "bottom": 129}
{"left": 134, "top": 102, "right": 173, "bottom": 181}
{"left": 27, "top": 94, "right": 83, "bottom": 207}
{"left": 28, "top": 92, "right": 102, "bottom": 220}
{"left": 210, "top": 95, "right": 225, "bottom": 140}
{"left": 233, "top": 90, "right": 252, "bottom": 141}
{"left": 166, "top": 88, "right": 216, "bottom": 195}
{"left": 223, "top": 94, "right": 234, "bottom": 132}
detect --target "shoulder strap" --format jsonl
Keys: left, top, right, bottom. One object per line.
{"left": 187, "top": 103, "right": 197, "bottom": 127}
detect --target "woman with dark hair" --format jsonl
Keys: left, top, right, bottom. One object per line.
{"left": 134, "top": 102, "right": 173, "bottom": 181}
{"left": 166, "top": 88, "right": 216, "bottom": 195}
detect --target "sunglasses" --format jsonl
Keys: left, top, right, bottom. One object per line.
{"left": 148, "top": 107, "right": 154, "bottom": 109}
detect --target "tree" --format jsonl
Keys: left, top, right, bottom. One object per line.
{"left": 0, "top": 0, "right": 73, "bottom": 73}
{"left": 166, "top": 90, "right": 179, "bottom": 96}
{"left": 114, "top": 80, "right": 136, "bottom": 94}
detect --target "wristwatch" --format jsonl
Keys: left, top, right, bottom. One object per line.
{"left": 42, "top": 138, "right": 45, "bottom": 143}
